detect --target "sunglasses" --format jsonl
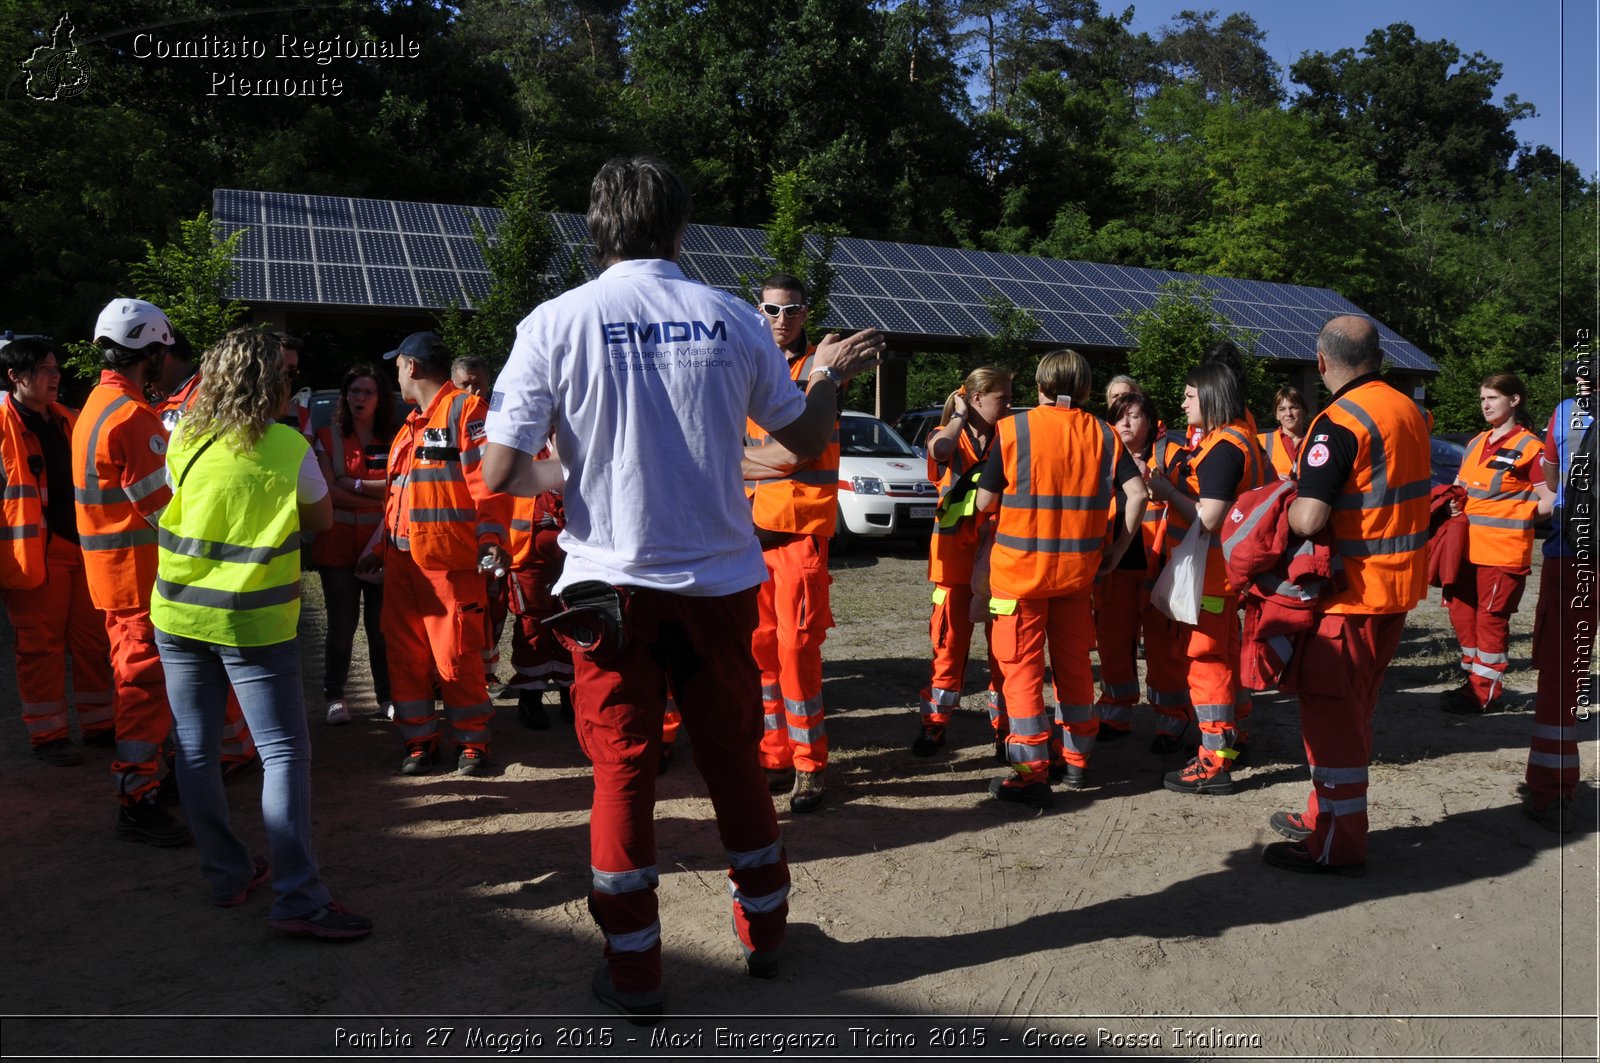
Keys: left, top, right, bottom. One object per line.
{"left": 758, "top": 302, "right": 807, "bottom": 319}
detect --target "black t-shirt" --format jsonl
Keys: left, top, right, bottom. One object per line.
{"left": 1195, "top": 439, "right": 1246, "bottom": 501}
{"left": 1293, "top": 373, "right": 1379, "bottom": 505}
{"left": 16, "top": 403, "right": 78, "bottom": 543}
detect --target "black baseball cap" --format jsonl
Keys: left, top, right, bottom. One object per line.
{"left": 383, "top": 331, "right": 451, "bottom": 370}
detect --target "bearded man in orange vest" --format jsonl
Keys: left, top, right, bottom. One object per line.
{"left": 742, "top": 273, "right": 840, "bottom": 814}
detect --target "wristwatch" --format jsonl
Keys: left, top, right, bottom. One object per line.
{"left": 808, "top": 365, "right": 843, "bottom": 388}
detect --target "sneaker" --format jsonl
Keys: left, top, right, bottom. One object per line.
{"left": 1149, "top": 733, "right": 1186, "bottom": 755}
{"left": 789, "top": 769, "right": 826, "bottom": 813}
{"left": 487, "top": 676, "right": 509, "bottom": 699}
{"left": 764, "top": 766, "right": 795, "bottom": 794}
{"left": 456, "top": 747, "right": 488, "bottom": 777}
{"left": 517, "top": 691, "right": 550, "bottom": 730}
{"left": 1269, "top": 810, "right": 1313, "bottom": 842}
{"left": 215, "top": 855, "right": 271, "bottom": 908}
{"left": 399, "top": 743, "right": 437, "bottom": 776}
{"left": 82, "top": 730, "right": 115, "bottom": 749}
{"left": 590, "top": 965, "right": 663, "bottom": 1024}
{"left": 1261, "top": 841, "right": 1365, "bottom": 877}
{"left": 988, "top": 775, "right": 1053, "bottom": 809}
{"left": 32, "top": 738, "right": 83, "bottom": 767}
{"left": 1163, "top": 753, "right": 1234, "bottom": 795}
{"left": 268, "top": 901, "right": 373, "bottom": 940}
{"left": 325, "top": 699, "right": 351, "bottom": 726}
{"left": 116, "top": 795, "right": 192, "bottom": 847}
{"left": 911, "top": 724, "right": 946, "bottom": 757}
{"left": 1522, "top": 795, "right": 1575, "bottom": 834}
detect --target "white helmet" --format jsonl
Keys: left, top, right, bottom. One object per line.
{"left": 93, "top": 298, "right": 174, "bottom": 350}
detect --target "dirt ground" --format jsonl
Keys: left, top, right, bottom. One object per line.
{"left": 1, "top": 544, "right": 1595, "bottom": 1061}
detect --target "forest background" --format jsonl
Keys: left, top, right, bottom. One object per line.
{"left": 2, "top": 0, "right": 1596, "bottom": 430}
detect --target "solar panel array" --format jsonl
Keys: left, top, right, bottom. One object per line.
{"left": 215, "top": 189, "right": 1436, "bottom": 371}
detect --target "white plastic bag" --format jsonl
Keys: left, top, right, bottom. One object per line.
{"left": 1151, "top": 519, "right": 1208, "bottom": 626}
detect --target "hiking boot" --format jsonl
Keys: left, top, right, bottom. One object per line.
{"left": 116, "top": 795, "right": 191, "bottom": 847}
{"left": 1149, "top": 733, "right": 1186, "bottom": 755}
{"left": 33, "top": 738, "right": 83, "bottom": 767}
{"left": 764, "top": 766, "right": 795, "bottom": 794}
{"left": 1163, "top": 753, "right": 1234, "bottom": 795}
{"left": 1270, "top": 810, "right": 1313, "bottom": 842}
{"left": 1059, "top": 762, "right": 1088, "bottom": 790}
{"left": 268, "top": 900, "right": 373, "bottom": 940}
{"left": 1522, "top": 795, "right": 1575, "bottom": 834}
{"left": 215, "top": 855, "right": 271, "bottom": 908}
{"left": 399, "top": 743, "right": 437, "bottom": 776}
{"left": 517, "top": 691, "right": 550, "bottom": 730}
{"left": 789, "top": 769, "right": 826, "bottom": 813}
{"left": 590, "top": 965, "right": 663, "bottom": 1024}
{"left": 325, "top": 699, "right": 351, "bottom": 726}
{"left": 1096, "top": 724, "right": 1130, "bottom": 743}
{"left": 1261, "top": 841, "right": 1365, "bottom": 877}
{"left": 82, "top": 729, "right": 115, "bottom": 749}
{"left": 456, "top": 747, "right": 488, "bottom": 777}
{"left": 911, "top": 724, "right": 946, "bottom": 756}
{"left": 988, "top": 776, "right": 1053, "bottom": 809}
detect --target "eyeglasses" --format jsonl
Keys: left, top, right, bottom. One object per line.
{"left": 758, "top": 302, "right": 807, "bottom": 319}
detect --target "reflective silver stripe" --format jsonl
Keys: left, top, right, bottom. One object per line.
{"left": 1466, "top": 514, "right": 1536, "bottom": 530}
{"left": 1100, "top": 680, "right": 1139, "bottom": 700}
{"left": 927, "top": 687, "right": 962, "bottom": 708}
{"left": 1529, "top": 751, "right": 1580, "bottom": 769}
{"left": 1335, "top": 530, "right": 1429, "bottom": 556}
{"left": 2, "top": 484, "right": 38, "bottom": 500}
{"left": 477, "top": 521, "right": 507, "bottom": 540}
{"left": 763, "top": 712, "right": 782, "bottom": 732}
{"left": 1476, "top": 649, "right": 1509, "bottom": 665}
{"left": 1147, "top": 686, "right": 1190, "bottom": 707}
{"left": 603, "top": 921, "right": 661, "bottom": 954}
{"left": 0, "top": 525, "right": 38, "bottom": 540}
{"left": 158, "top": 528, "right": 300, "bottom": 564}
{"left": 1009, "top": 714, "right": 1050, "bottom": 738}
{"left": 1053, "top": 702, "right": 1094, "bottom": 724}
{"left": 591, "top": 865, "right": 659, "bottom": 894}
{"left": 1193, "top": 702, "right": 1234, "bottom": 723}
{"left": 81, "top": 528, "right": 156, "bottom": 551}
{"left": 1468, "top": 662, "right": 1504, "bottom": 681}
{"left": 1199, "top": 733, "right": 1233, "bottom": 752}
{"left": 760, "top": 684, "right": 781, "bottom": 703}
{"left": 410, "top": 507, "right": 475, "bottom": 523}
{"left": 122, "top": 465, "right": 169, "bottom": 504}
{"left": 1465, "top": 486, "right": 1536, "bottom": 501}
{"left": 783, "top": 695, "right": 821, "bottom": 718}
{"left": 23, "top": 703, "right": 66, "bottom": 733}
{"left": 409, "top": 466, "right": 466, "bottom": 484}
{"left": 75, "top": 483, "right": 128, "bottom": 504}
{"left": 1268, "top": 634, "right": 1295, "bottom": 663}
{"left": 770, "top": 466, "right": 838, "bottom": 487}
{"left": 510, "top": 518, "right": 534, "bottom": 532}
{"left": 460, "top": 444, "right": 483, "bottom": 465}
{"left": 1001, "top": 492, "right": 1110, "bottom": 511}
{"left": 1309, "top": 765, "right": 1368, "bottom": 785}
{"left": 1315, "top": 794, "right": 1368, "bottom": 816}
{"left": 728, "top": 881, "right": 790, "bottom": 914}
{"left": 1532, "top": 723, "right": 1577, "bottom": 741}
{"left": 1097, "top": 704, "right": 1132, "bottom": 724}
{"left": 1222, "top": 477, "right": 1295, "bottom": 557}
{"left": 1007, "top": 742, "right": 1047, "bottom": 765}
{"left": 78, "top": 395, "right": 131, "bottom": 505}
{"left": 1217, "top": 426, "right": 1263, "bottom": 487}
{"left": 153, "top": 579, "right": 300, "bottom": 612}
{"left": 726, "top": 836, "right": 783, "bottom": 871}
{"left": 787, "top": 722, "right": 825, "bottom": 744}
{"left": 992, "top": 532, "right": 1109, "bottom": 553}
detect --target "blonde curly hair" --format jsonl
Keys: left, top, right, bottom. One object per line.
{"left": 177, "top": 328, "right": 290, "bottom": 452}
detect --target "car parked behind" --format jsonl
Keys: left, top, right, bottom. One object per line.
{"left": 835, "top": 411, "right": 938, "bottom": 550}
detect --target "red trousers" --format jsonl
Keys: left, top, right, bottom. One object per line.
{"left": 753, "top": 533, "right": 832, "bottom": 773}
{"left": 105, "top": 607, "right": 173, "bottom": 802}
{"left": 1446, "top": 561, "right": 1528, "bottom": 708}
{"left": 1144, "top": 608, "right": 1193, "bottom": 737}
{"left": 572, "top": 586, "right": 788, "bottom": 994}
{"left": 1091, "top": 569, "right": 1191, "bottom": 735}
{"left": 508, "top": 529, "right": 573, "bottom": 693}
{"left": 919, "top": 582, "right": 998, "bottom": 726}
{"left": 382, "top": 549, "right": 492, "bottom": 754}
{"left": 1294, "top": 612, "right": 1407, "bottom": 866}
{"left": 1183, "top": 598, "right": 1242, "bottom": 765}
{"left": 4, "top": 535, "right": 113, "bottom": 746}
{"left": 1527, "top": 558, "right": 1588, "bottom": 805}
{"left": 992, "top": 594, "right": 1096, "bottom": 782}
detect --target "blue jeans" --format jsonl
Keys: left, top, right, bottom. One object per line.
{"left": 156, "top": 632, "right": 332, "bottom": 920}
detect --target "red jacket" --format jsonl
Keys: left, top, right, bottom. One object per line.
{"left": 1428, "top": 484, "right": 1468, "bottom": 590}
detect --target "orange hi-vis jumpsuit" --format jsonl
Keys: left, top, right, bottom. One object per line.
{"left": 1168, "top": 421, "right": 1266, "bottom": 776}
{"left": 1448, "top": 425, "right": 1542, "bottom": 709}
{"left": 71, "top": 370, "right": 175, "bottom": 802}
{"left": 1, "top": 394, "right": 113, "bottom": 747}
{"left": 988, "top": 405, "right": 1121, "bottom": 783}
{"left": 1259, "top": 427, "right": 1300, "bottom": 480}
{"left": 921, "top": 427, "right": 1001, "bottom": 733}
{"left": 154, "top": 374, "right": 256, "bottom": 765}
{"left": 747, "top": 351, "right": 838, "bottom": 776}
{"left": 1289, "top": 380, "right": 1430, "bottom": 865}
{"left": 1094, "top": 436, "right": 1191, "bottom": 737}
{"left": 505, "top": 472, "right": 573, "bottom": 696}
{"left": 377, "top": 384, "right": 510, "bottom": 758}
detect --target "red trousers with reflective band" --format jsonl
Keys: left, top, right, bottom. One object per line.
{"left": 572, "top": 586, "right": 788, "bottom": 993}
{"left": 992, "top": 594, "right": 1096, "bottom": 783}
{"left": 1182, "top": 597, "right": 1241, "bottom": 766}
{"left": 382, "top": 549, "right": 492, "bottom": 754}
{"left": 753, "top": 533, "right": 832, "bottom": 773}
{"left": 920, "top": 582, "right": 998, "bottom": 726}
{"left": 1143, "top": 607, "right": 1193, "bottom": 736}
{"left": 1445, "top": 561, "right": 1528, "bottom": 708}
{"left": 1091, "top": 569, "right": 1191, "bottom": 735}
{"left": 1526, "top": 558, "right": 1587, "bottom": 805}
{"left": 105, "top": 607, "right": 173, "bottom": 802}
{"left": 4, "top": 534, "right": 113, "bottom": 746}
{"left": 508, "top": 529, "right": 573, "bottom": 693}
{"left": 1295, "top": 612, "right": 1407, "bottom": 866}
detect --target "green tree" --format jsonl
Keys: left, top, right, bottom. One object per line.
{"left": 743, "top": 166, "right": 840, "bottom": 333}
{"left": 1120, "top": 279, "right": 1264, "bottom": 428}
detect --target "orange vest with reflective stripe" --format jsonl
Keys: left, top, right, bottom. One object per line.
{"left": 1259, "top": 428, "right": 1300, "bottom": 480}
{"left": 927, "top": 428, "right": 988, "bottom": 584}
{"left": 989, "top": 405, "right": 1118, "bottom": 599}
{"left": 507, "top": 446, "right": 563, "bottom": 567}
{"left": 1173, "top": 421, "right": 1267, "bottom": 598}
{"left": 384, "top": 383, "right": 509, "bottom": 571}
{"left": 1297, "top": 380, "right": 1430, "bottom": 614}
{"left": 1139, "top": 437, "right": 1187, "bottom": 565}
{"left": 309, "top": 422, "right": 390, "bottom": 568}
{"left": 1459, "top": 424, "right": 1542, "bottom": 568}
{"left": 0, "top": 395, "right": 76, "bottom": 590}
{"left": 746, "top": 348, "right": 839, "bottom": 536}
{"left": 71, "top": 372, "right": 173, "bottom": 611}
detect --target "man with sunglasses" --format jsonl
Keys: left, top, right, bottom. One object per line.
{"left": 743, "top": 275, "right": 839, "bottom": 814}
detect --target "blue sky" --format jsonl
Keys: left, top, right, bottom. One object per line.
{"left": 1124, "top": 0, "right": 1599, "bottom": 176}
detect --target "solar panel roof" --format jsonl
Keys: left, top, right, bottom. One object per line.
{"left": 214, "top": 189, "right": 1437, "bottom": 371}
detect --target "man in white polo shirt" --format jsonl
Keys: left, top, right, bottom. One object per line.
{"left": 482, "top": 156, "right": 882, "bottom": 1020}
